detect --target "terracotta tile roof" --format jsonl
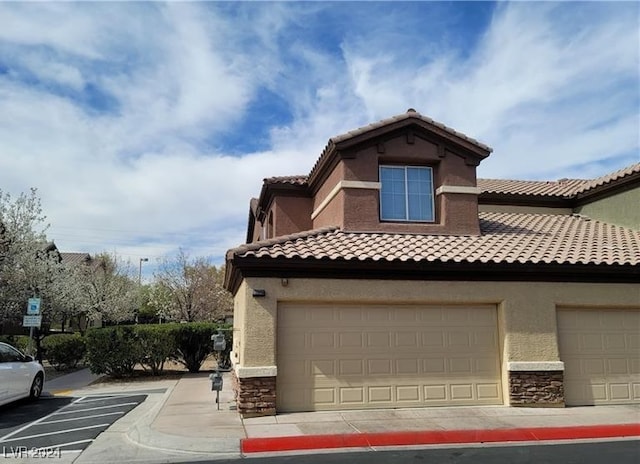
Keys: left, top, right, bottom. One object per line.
{"left": 576, "top": 162, "right": 640, "bottom": 195}
{"left": 60, "top": 252, "right": 92, "bottom": 265}
{"left": 309, "top": 109, "right": 492, "bottom": 183}
{"left": 330, "top": 109, "right": 492, "bottom": 152}
{"left": 230, "top": 212, "right": 640, "bottom": 266}
{"left": 264, "top": 175, "right": 308, "bottom": 186}
{"left": 478, "top": 162, "right": 640, "bottom": 198}
{"left": 477, "top": 178, "right": 588, "bottom": 198}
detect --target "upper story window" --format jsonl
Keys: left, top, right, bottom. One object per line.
{"left": 380, "top": 165, "right": 434, "bottom": 222}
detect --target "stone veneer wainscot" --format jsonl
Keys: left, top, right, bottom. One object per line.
{"left": 508, "top": 362, "right": 565, "bottom": 407}
{"left": 232, "top": 370, "right": 277, "bottom": 417}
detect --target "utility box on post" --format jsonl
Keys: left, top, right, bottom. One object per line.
{"left": 211, "top": 330, "right": 228, "bottom": 409}
{"left": 210, "top": 372, "right": 223, "bottom": 392}
{"left": 211, "top": 333, "right": 226, "bottom": 352}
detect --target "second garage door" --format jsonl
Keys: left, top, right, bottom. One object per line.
{"left": 558, "top": 309, "right": 640, "bottom": 406}
{"left": 277, "top": 303, "right": 502, "bottom": 412}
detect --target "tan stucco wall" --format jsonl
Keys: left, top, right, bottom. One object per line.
{"left": 234, "top": 278, "right": 640, "bottom": 372}
{"left": 231, "top": 281, "right": 248, "bottom": 366}
{"left": 479, "top": 205, "right": 573, "bottom": 215}
{"left": 233, "top": 279, "right": 278, "bottom": 367}
{"left": 575, "top": 187, "right": 640, "bottom": 229}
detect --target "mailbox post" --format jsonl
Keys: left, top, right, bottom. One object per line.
{"left": 210, "top": 330, "right": 227, "bottom": 409}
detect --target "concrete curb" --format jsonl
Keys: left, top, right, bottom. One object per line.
{"left": 241, "top": 423, "right": 640, "bottom": 453}
{"left": 124, "top": 380, "right": 242, "bottom": 456}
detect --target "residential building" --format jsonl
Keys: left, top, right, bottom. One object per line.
{"left": 224, "top": 109, "right": 640, "bottom": 417}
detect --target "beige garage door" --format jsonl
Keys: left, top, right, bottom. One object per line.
{"left": 277, "top": 303, "right": 502, "bottom": 412}
{"left": 558, "top": 309, "right": 640, "bottom": 406}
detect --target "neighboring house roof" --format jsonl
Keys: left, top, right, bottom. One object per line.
{"left": 576, "top": 162, "right": 640, "bottom": 195}
{"left": 226, "top": 212, "right": 640, "bottom": 291}
{"left": 477, "top": 178, "right": 588, "bottom": 198}
{"left": 479, "top": 162, "right": 640, "bottom": 201}
{"left": 60, "top": 252, "right": 92, "bottom": 266}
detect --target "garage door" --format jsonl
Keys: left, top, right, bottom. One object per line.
{"left": 558, "top": 309, "right": 640, "bottom": 406}
{"left": 277, "top": 303, "right": 502, "bottom": 412}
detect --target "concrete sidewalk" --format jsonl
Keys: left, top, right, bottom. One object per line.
{"left": 44, "top": 369, "right": 640, "bottom": 461}
{"left": 44, "top": 367, "right": 104, "bottom": 395}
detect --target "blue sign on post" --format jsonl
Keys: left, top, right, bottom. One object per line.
{"left": 27, "top": 298, "right": 41, "bottom": 315}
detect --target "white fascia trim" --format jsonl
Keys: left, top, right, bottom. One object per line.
{"left": 435, "top": 185, "right": 482, "bottom": 196}
{"left": 235, "top": 366, "right": 278, "bottom": 378}
{"left": 311, "top": 180, "right": 381, "bottom": 220}
{"left": 508, "top": 361, "right": 565, "bottom": 372}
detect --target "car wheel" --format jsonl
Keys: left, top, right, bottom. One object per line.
{"left": 29, "top": 374, "right": 43, "bottom": 400}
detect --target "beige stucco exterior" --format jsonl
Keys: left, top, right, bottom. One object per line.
{"left": 231, "top": 277, "right": 640, "bottom": 399}
{"left": 575, "top": 188, "right": 640, "bottom": 230}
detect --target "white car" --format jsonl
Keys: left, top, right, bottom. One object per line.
{"left": 0, "top": 342, "right": 45, "bottom": 407}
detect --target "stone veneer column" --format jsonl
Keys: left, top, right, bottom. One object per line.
{"left": 507, "top": 362, "right": 565, "bottom": 407}
{"left": 232, "top": 367, "right": 277, "bottom": 417}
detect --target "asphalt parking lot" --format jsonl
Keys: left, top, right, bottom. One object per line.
{"left": 0, "top": 394, "right": 146, "bottom": 458}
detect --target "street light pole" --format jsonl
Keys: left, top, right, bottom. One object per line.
{"left": 139, "top": 257, "right": 149, "bottom": 285}
{"left": 137, "top": 258, "right": 148, "bottom": 324}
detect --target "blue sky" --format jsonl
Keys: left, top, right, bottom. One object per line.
{"left": 0, "top": 1, "right": 638, "bottom": 277}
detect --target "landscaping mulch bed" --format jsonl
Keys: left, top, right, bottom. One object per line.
{"left": 90, "top": 357, "right": 220, "bottom": 384}
{"left": 41, "top": 356, "right": 220, "bottom": 384}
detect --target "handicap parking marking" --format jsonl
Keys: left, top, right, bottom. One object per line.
{"left": 0, "top": 394, "right": 147, "bottom": 453}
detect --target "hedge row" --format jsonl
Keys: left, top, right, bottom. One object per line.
{"left": 42, "top": 334, "right": 86, "bottom": 370}
{"left": 85, "top": 323, "right": 231, "bottom": 378}
{"left": 0, "top": 335, "right": 30, "bottom": 353}
{"left": 0, "top": 334, "right": 85, "bottom": 370}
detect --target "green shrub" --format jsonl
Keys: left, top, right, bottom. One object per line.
{"left": 0, "top": 335, "right": 17, "bottom": 346}
{"left": 170, "top": 323, "right": 218, "bottom": 373}
{"left": 83, "top": 322, "right": 228, "bottom": 377}
{"left": 136, "top": 325, "right": 176, "bottom": 375}
{"left": 43, "top": 334, "right": 86, "bottom": 370}
{"left": 85, "top": 326, "right": 142, "bottom": 378}
{"left": 0, "top": 335, "right": 31, "bottom": 354}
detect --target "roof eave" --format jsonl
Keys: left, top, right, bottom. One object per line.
{"left": 575, "top": 170, "right": 640, "bottom": 204}
{"left": 255, "top": 181, "right": 310, "bottom": 223}
{"left": 225, "top": 256, "right": 639, "bottom": 294}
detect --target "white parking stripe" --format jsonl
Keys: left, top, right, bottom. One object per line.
{"left": 39, "top": 411, "right": 125, "bottom": 425}
{"left": 0, "top": 424, "right": 110, "bottom": 443}
{"left": 76, "top": 395, "right": 142, "bottom": 403}
{"left": 52, "top": 402, "right": 139, "bottom": 415}
{"left": 33, "top": 438, "right": 93, "bottom": 451}
{"left": 0, "top": 396, "right": 86, "bottom": 442}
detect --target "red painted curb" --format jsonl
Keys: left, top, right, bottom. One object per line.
{"left": 241, "top": 423, "right": 640, "bottom": 453}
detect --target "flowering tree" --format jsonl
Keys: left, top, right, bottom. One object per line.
{"left": 71, "top": 252, "right": 138, "bottom": 324}
{"left": 0, "top": 189, "right": 65, "bottom": 327}
{"left": 151, "top": 250, "right": 232, "bottom": 322}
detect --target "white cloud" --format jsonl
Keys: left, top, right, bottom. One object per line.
{"left": 341, "top": 2, "right": 639, "bottom": 178}
{"left": 0, "top": 2, "right": 637, "bottom": 268}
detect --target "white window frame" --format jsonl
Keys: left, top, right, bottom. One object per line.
{"left": 379, "top": 165, "right": 435, "bottom": 222}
